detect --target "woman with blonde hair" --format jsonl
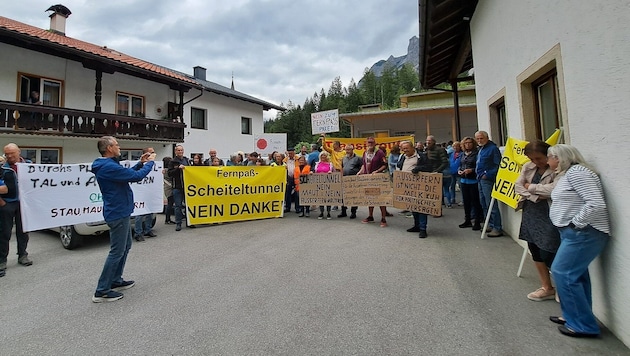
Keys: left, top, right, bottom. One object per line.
{"left": 547, "top": 144, "right": 610, "bottom": 338}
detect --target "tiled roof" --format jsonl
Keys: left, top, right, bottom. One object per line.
{"left": 188, "top": 75, "right": 286, "bottom": 111}
{"left": 0, "top": 16, "right": 197, "bottom": 86}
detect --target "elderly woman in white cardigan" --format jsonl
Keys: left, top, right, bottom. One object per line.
{"left": 547, "top": 144, "right": 610, "bottom": 339}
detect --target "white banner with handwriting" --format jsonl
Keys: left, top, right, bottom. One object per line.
{"left": 16, "top": 161, "right": 163, "bottom": 232}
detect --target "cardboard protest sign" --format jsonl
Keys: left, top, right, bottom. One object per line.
{"left": 392, "top": 171, "right": 443, "bottom": 216}
{"left": 342, "top": 174, "right": 393, "bottom": 207}
{"left": 311, "top": 109, "right": 339, "bottom": 134}
{"left": 298, "top": 172, "right": 343, "bottom": 206}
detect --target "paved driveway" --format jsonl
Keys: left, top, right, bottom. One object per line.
{"left": 1, "top": 207, "right": 628, "bottom": 355}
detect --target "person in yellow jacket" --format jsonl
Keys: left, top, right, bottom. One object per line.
{"left": 318, "top": 134, "right": 346, "bottom": 172}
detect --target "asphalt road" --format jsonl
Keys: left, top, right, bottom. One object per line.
{"left": 1, "top": 206, "right": 628, "bottom": 355}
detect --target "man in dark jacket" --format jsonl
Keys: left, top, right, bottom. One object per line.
{"left": 0, "top": 143, "right": 30, "bottom": 277}
{"left": 168, "top": 145, "right": 190, "bottom": 231}
{"left": 475, "top": 131, "right": 503, "bottom": 237}
{"left": 397, "top": 141, "right": 433, "bottom": 238}
{"left": 424, "top": 135, "right": 450, "bottom": 216}
{"left": 424, "top": 136, "right": 449, "bottom": 172}
{"left": 91, "top": 136, "right": 155, "bottom": 302}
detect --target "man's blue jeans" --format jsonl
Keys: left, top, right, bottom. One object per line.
{"left": 173, "top": 188, "right": 184, "bottom": 225}
{"left": 96, "top": 217, "right": 132, "bottom": 293}
{"left": 442, "top": 176, "right": 453, "bottom": 206}
{"left": 449, "top": 176, "right": 459, "bottom": 204}
{"left": 551, "top": 225, "right": 609, "bottom": 334}
{"left": 134, "top": 213, "right": 153, "bottom": 236}
{"left": 412, "top": 212, "right": 428, "bottom": 231}
{"left": 478, "top": 179, "right": 502, "bottom": 230}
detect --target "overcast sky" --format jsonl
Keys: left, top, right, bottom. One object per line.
{"left": 2, "top": 1, "right": 418, "bottom": 118}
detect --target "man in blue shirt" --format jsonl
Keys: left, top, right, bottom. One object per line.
{"left": 475, "top": 131, "right": 503, "bottom": 237}
{"left": 307, "top": 144, "right": 320, "bottom": 170}
{"left": 91, "top": 136, "right": 155, "bottom": 302}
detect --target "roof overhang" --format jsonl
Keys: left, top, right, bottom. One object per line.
{"left": 340, "top": 103, "right": 477, "bottom": 120}
{"left": 0, "top": 22, "right": 199, "bottom": 92}
{"left": 200, "top": 83, "right": 286, "bottom": 111}
{"left": 418, "top": 0, "right": 478, "bottom": 88}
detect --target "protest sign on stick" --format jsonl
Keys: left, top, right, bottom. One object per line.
{"left": 311, "top": 109, "right": 339, "bottom": 134}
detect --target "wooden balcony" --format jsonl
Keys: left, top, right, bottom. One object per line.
{"left": 0, "top": 100, "right": 185, "bottom": 142}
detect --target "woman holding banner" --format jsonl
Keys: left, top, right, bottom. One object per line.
{"left": 515, "top": 140, "right": 559, "bottom": 302}
{"left": 547, "top": 144, "right": 610, "bottom": 338}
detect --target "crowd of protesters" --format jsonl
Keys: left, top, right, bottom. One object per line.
{"left": 158, "top": 132, "right": 503, "bottom": 239}
{"left": 0, "top": 134, "right": 611, "bottom": 339}
{"left": 156, "top": 134, "right": 610, "bottom": 338}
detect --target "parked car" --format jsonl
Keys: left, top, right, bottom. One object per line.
{"left": 52, "top": 215, "right": 156, "bottom": 250}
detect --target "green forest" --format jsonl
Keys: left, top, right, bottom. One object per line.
{"left": 264, "top": 63, "right": 422, "bottom": 149}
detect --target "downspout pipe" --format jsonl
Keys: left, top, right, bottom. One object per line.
{"left": 183, "top": 87, "right": 204, "bottom": 105}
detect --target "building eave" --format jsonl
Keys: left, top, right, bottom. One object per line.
{"left": 418, "top": 0, "right": 478, "bottom": 88}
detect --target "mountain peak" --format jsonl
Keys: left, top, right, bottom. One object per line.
{"left": 368, "top": 36, "right": 419, "bottom": 77}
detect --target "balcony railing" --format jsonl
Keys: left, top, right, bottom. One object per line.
{"left": 0, "top": 100, "right": 185, "bottom": 142}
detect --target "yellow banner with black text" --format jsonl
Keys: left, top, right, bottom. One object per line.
{"left": 491, "top": 129, "right": 562, "bottom": 208}
{"left": 184, "top": 166, "right": 286, "bottom": 224}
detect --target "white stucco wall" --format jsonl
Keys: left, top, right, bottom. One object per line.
{"left": 180, "top": 91, "right": 265, "bottom": 162}
{"left": 471, "top": 0, "right": 630, "bottom": 345}
{"left": 0, "top": 43, "right": 171, "bottom": 116}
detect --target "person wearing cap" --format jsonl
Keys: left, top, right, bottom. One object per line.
{"left": 358, "top": 137, "right": 389, "bottom": 227}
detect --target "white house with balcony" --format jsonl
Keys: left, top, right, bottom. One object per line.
{"left": 0, "top": 6, "right": 283, "bottom": 164}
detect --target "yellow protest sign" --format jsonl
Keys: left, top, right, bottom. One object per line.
{"left": 491, "top": 137, "right": 529, "bottom": 208}
{"left": 545, "top": 129, "right": 561, "bottom": 145}
{"left": 323, "top": 136, "right": 414, "bottom": 157}
{"left": 513, "top": 129, "right": 562, "bottom": 165}
{"left": 492, "top": 130, "right": 563, "bottom": 208}
{"left": 183, "top": 166, "right": 286, "bottom": 224}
